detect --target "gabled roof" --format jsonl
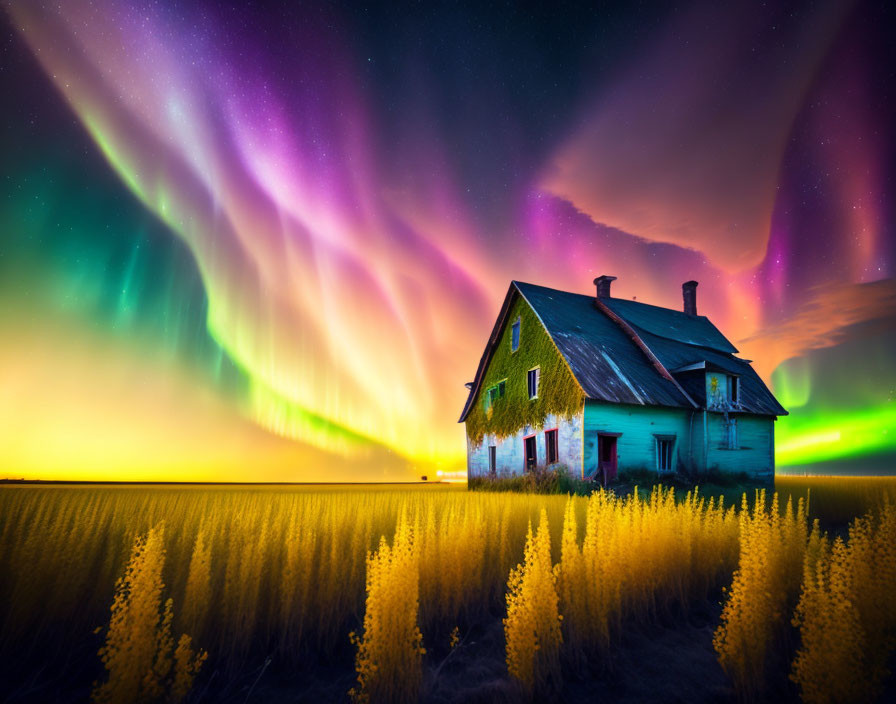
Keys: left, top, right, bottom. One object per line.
{"left": 459, "top": 281, "right": 787, "bottom": 422}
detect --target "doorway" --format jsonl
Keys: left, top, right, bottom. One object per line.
{"left": 598, "top": 433, "right": 618, "bottom": 485}
{"left": 524, "top": 435, "right": 537, "bottom": 471}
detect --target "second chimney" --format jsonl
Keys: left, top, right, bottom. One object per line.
{"left": 594, "top": 275, "right": 617, "bottom": 299}
{"left": 682, "top": 280, "right": 698, "bottom": 315}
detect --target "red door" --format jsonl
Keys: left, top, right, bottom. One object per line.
{"left": 598, "top": 434, "right": 618, "bottom": 486}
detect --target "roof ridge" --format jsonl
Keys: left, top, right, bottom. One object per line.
{"left": 603, "top": 295, "right": 704, "bottom": 316}
{"left": 516, "top": 280, "right": 738, "bottom": 353}
{"left": 512, "top": 280, "right": 592, "bottom": 299}
{"left": 517, "top": 280, "right": 710, "bottom": 319}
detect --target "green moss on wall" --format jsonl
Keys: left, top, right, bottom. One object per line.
{"left": 466, "top": 294, "right": 584, "bottom": 445}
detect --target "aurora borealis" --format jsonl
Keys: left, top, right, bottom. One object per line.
{"left": 1, "top": 1, "right": 894, "bottom": 481}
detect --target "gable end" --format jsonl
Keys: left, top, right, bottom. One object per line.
{"left": 460, "top": 286, "right": 584, "bottom": 445}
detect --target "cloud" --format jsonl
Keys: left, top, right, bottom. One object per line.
{"left": 539, "top": 0, "right": 853, "bottom": 272}
{"left": 738, "top": 278, "right": 896, "bottom": 380}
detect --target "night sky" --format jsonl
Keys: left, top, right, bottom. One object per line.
{"left": 1, "top": 0, "right": 894, "bottom": 481}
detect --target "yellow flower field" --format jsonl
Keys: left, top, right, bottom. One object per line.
{"left": 0, "top": 476, "right": 894, "bottom": 702}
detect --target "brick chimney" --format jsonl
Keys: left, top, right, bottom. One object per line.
{"left": 682, "top": 280, "right": 698, "bottom": 315}
{"left": 594, "top": 275, "right": 617, "bottom": 299}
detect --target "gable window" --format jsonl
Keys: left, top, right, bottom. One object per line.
{"left": 708, "top": 374, "right": 722, "bottom": 408}
{"left": 527, "top": 367, "right": 540, "bottom": 399}
{"left": 655, "top": 435, "right": 676, "bottom": 472}
{"left": 511, "top": 318, "right": 521, "bottom": 352}
{"left": 728, "top": 375, "right": 740, "bottom": 406}
{"left": 545, "top": 429, "right": 559, "bottom": 464}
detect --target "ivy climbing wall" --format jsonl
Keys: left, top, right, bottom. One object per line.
{"left": 464, "top": 293, "right": 585, "bottom": 447}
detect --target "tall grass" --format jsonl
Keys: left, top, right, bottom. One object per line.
{"left": 790, "top": 502, "right": 896, "bottom": 703}
{"left": 93, "top": 524, "right": 206, "bottom": 704}
{"left": 712, "top": 487, "right": 896, "bottom": 703}
{"left": 545, "top": 487, "right": 739, "bottom": 678}
{"left": 0, "top": 484, "right": 563, "bottom": 695}
{"left": 504, "top": 509, "right": 562, "bottom": 697}
{"left": 2, "top": 480, "right": 895, "bottom": 700}
{"left": 350, "top": 511, "right": 424, "bottom": 704}
{"left": 713, "top": 491, "right": 809, "bottom": 700}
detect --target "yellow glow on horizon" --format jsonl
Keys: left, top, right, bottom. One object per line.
{"left": 0, "top": 311, "right": 454, "bottom": 482}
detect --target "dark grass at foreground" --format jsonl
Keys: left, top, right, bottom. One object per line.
{"left": 242, "top": 598, "right": 740, "bottom": 704}
{"left": 266, "top": 595, "right": 885, "bottom": 704}
{"left": 1, "top": 610, "right": 742, "bottom": 704}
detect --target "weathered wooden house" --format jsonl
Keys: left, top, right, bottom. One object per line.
{"left": 459, "top": 276, "right": 787, "bottom": 483}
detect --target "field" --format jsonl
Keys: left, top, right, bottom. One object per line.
{"left": 1, "top": 477, "right": 895, "bottom": 703}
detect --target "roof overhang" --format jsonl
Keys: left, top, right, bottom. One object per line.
{"left": 458, "top": 283, "right": 519, "bottom": 422}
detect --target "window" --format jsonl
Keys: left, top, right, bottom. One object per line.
{"left": 545, "top": 429, "right": 559, "bottom": 464}
{"left": 726, "top": 418, "right": 738, "bottom": 449}
{"left": 655, "top": 435, "right": 675, "bottom": 472}
{"left": 483, "top": 379, "right": 506, "bottom": 412}
{"left": 728, "top": 375, "right": 740, "bottom": 406}
{"left": 511, "top": 318, "right": 520, "bottom": 352}
{"left": 708, "top": 374, "right": 721, "bottom": 407}
{"left": 524, "top": 435, "right": 537, "bottom": 470}
{"left": 488, "top": 446, "right": 497, "bottom": 475}
{"left": 527, "top": 367, "right": 540, "bottom": 399}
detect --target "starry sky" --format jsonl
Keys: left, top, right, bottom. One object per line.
{"left": 1, "top": 0, "right": 894, "bottom": 481}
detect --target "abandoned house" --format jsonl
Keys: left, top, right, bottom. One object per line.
{"left": 459, "top": 276, "right": 787, "bottom": 483}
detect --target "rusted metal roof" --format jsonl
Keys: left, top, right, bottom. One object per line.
{"left": 459, "top": 281, "right": 786, "bottom": 422}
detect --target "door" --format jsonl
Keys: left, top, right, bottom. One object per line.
{"left": 524, "top": 435, "right": 537, "bottom": 471}
{"left": 598, "top": 434, "right": 618, "bottom": 485}
{"left": 488, "top": 446, "right": 497, "bottom": 475}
